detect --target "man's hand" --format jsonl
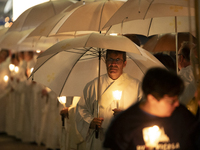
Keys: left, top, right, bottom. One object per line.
{"left": 112, "top": 108, "right": 122, "bottom": 117}
{"left": 60, "top": 107, "right": 69, "bottom": 119}
{"left": 90, "top": 117, "right": 104, "bottom": 129}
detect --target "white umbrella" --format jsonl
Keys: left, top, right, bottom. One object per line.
{"left": 0, "top": 28, "right": 35, "bottom": 50}
{"left": 8, "top": 0, "right": 75, "bottom": 32}
{"left": 0, "top": 27, "right": 8, "bottom": 37}
{"left": 103, "top": 0, "right": 195, "bottom": 73}
{"left": 104, "top": 0, "right": 195, "bottom": 29}
{"left": 106, "top": 16, "right": 196, "bottom": 37}
{"left": 27, "top": 0, "right": 125, "bottom": 38}
{"left": 29, "top": 33, "right": 164, "bottom": 97}
{"left": 29, "top": 33, "right": 164, "bottom": 142}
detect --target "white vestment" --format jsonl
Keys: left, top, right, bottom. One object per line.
{"left": 76, "top": 73, "right": 142, "bottom": 150}
{"left": 178, "top": 65, "right": 196, "bottom": 105}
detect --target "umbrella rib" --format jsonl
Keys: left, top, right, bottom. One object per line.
{"left": 59, "top": 47, "right": 94, "bottom": 96}
{"left": 147, "top": 18, "right": 153, "bottom": 36}
{"left": 98, "top": 1, "right": 106, "bottom": 32}
{"left": 51, "top": 1, "right": 57, "bottom": 15}
{"left": 143, "top": 0, "right": 154, "bottom": 19}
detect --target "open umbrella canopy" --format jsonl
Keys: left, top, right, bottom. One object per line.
{"left": 27, "top": 0, "right": 124, "bottom": 38}
{"left": 143, "top": 32, "right": 197, "bottom": 53}
{"left": 8, "top": 0, "right": 75, "bottom": 32}
{"left": 0, "top": 28, "right": 34, "bottom": 50}
{"left": 106, "top": 16, "right": 196, "bottom": 37}
{"left": 29, "top": 33, "right": 164, "bottom": 97}
{"left": 104, "top": 0, "right": 195, "bottom": 29}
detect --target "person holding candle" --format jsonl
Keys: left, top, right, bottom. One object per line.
{"left": 75, "top": 49, "right": 143, "bottom": 150}
{"left": 103, "top": 67, "right": 200, "bottom": 150}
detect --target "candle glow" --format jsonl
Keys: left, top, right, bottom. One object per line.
{"left": 4, "top": 75, "right": 9, "bottom": 82}
{"left": 142, "top": 125, "right": 161, "bottom": 148}
{"left": 14, "top": 66, "right": 19, "bottom": 73}
{"left": 9, "top": 64, "right": 15, "bottom": 72}
{"left": 113, "top": 90, "right": 122, "bottom": 108}
{"left": 112, "top": 90, "right": 122, "bottom": 100}
{"left": 58, "top": 96, "right": 66, "bottom": 107}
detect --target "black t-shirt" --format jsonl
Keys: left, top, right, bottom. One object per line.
{"left": 103, "top": 102, "right": 199, "bottom": 150}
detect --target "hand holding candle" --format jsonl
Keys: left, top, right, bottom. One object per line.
{"left": 58, "top": 96, "right": 67, "bottom": 126}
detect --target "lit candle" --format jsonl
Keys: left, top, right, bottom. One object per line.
{"left": 142, "top": 125, "right": 161, "bottom": 149}
{"left": 9, "top": 64, "right": 15, "bottom": 72}
{"left": 14, "top": 66, "right": 19, "bottom": 73}
{"left": 112, "top": 90, "right": 122, "bottom": 108}
{"left": 4, "top": 75, "right": 9, "bottom": 82}
{"left": 58, "top": 96, "right": 66, "bottom": 107}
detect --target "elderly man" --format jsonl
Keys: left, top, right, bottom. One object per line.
{"left": 104, "top": 67, "right": 200, "bottom": 150}
{"left": 75, "top": 49, "right": 142, "bottom": 150}
{"left": 178, "top": 41, "right": 196, "bottom": 106}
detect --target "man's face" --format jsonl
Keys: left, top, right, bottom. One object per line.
{"left": 155, "top": 95, "right": 179, "bottom": 117}
{"left": 106, "top": 52, "right": 127, "bottom": 80}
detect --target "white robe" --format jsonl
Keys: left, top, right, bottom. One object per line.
{"left": 76, "top": 73, "right": 142, "bottom": 150}
{"left": 178, "top": 65, "right": 196, "bottom": 105}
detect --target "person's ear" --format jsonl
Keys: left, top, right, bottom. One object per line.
{"left": 147, "top": 94, "right": 158, "bottom": 104}
{"left": 123, "top": 60, "right": 127, "bottom": 68}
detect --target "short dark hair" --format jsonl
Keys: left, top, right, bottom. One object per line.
{"left": 179, "top": 41, "right": 191, "bottom": 62}
{"left": 106, "top": 49, "right": 126, "bottom": 62}
{"left": 142, "top": 67, "right": 184, "bottom": 100}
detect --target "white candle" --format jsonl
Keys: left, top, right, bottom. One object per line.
{"left": 112, "top": 90, "right": 122, "bottom": 108}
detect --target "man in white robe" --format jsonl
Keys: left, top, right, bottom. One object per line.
{"left": 75, "top": 49, "right": 143, "bottom": 150}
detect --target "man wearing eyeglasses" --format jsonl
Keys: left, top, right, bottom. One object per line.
{"left": 178, "top": 41, "right": 196, "bottom": 109}
{"left": 75, "top": 49, "right": 142, "bottom": 150}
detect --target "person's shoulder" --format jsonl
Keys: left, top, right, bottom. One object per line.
{"left": 173, "top": 104, "right": 197, "bottom": 122}
{"left": 124, "top": 73, "right": 141, "bottom": 84}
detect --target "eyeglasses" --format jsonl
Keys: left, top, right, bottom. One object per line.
{"left": 106, "top": 58, "right": 124, "bottom": 64}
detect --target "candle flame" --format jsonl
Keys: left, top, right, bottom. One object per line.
{"left": 14, "top": 66, "right": 19, "bottom": 73}
{"left": 9, "top": 64, "right": 15, "bottom": 71}
{"left": 4, "top": 75, "right": 9, "bottom": 82}
{"left": 112, "top": 90, "right": 122, "bottom": 100}
{"left": 30, "top": 67, "right": 34, "bottom": 73}
{"left": 143, "top": 125, "right": 161, "bottom": 148}
{"left": 58, "top": 96, "right": 66, "bottom": 107}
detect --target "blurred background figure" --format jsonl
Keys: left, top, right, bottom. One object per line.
{"left": 24, "top": 51, "right": 36, "bottom": 77}
{"left": 17, "top": 51, "right": 27, "bottom": 73}
{"left": 177, "top": 41, "right": 197, "bottom": 115}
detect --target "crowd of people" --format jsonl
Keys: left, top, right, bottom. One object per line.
{"left": 0, "top": 39, "right": 200, "bottom": 150}
{"left": 0, "top": 49, "right": 64, "bottom": 150}
{"left": 61, "top": 41, "right": 200, "bottom": 150}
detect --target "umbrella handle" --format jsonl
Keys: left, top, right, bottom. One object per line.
{"left": 95, "top": 125, "right": 99, "bottom": 138}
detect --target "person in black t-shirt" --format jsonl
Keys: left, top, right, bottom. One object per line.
{"left": 103, "top": 67, "right": 200, "bottom": 150}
